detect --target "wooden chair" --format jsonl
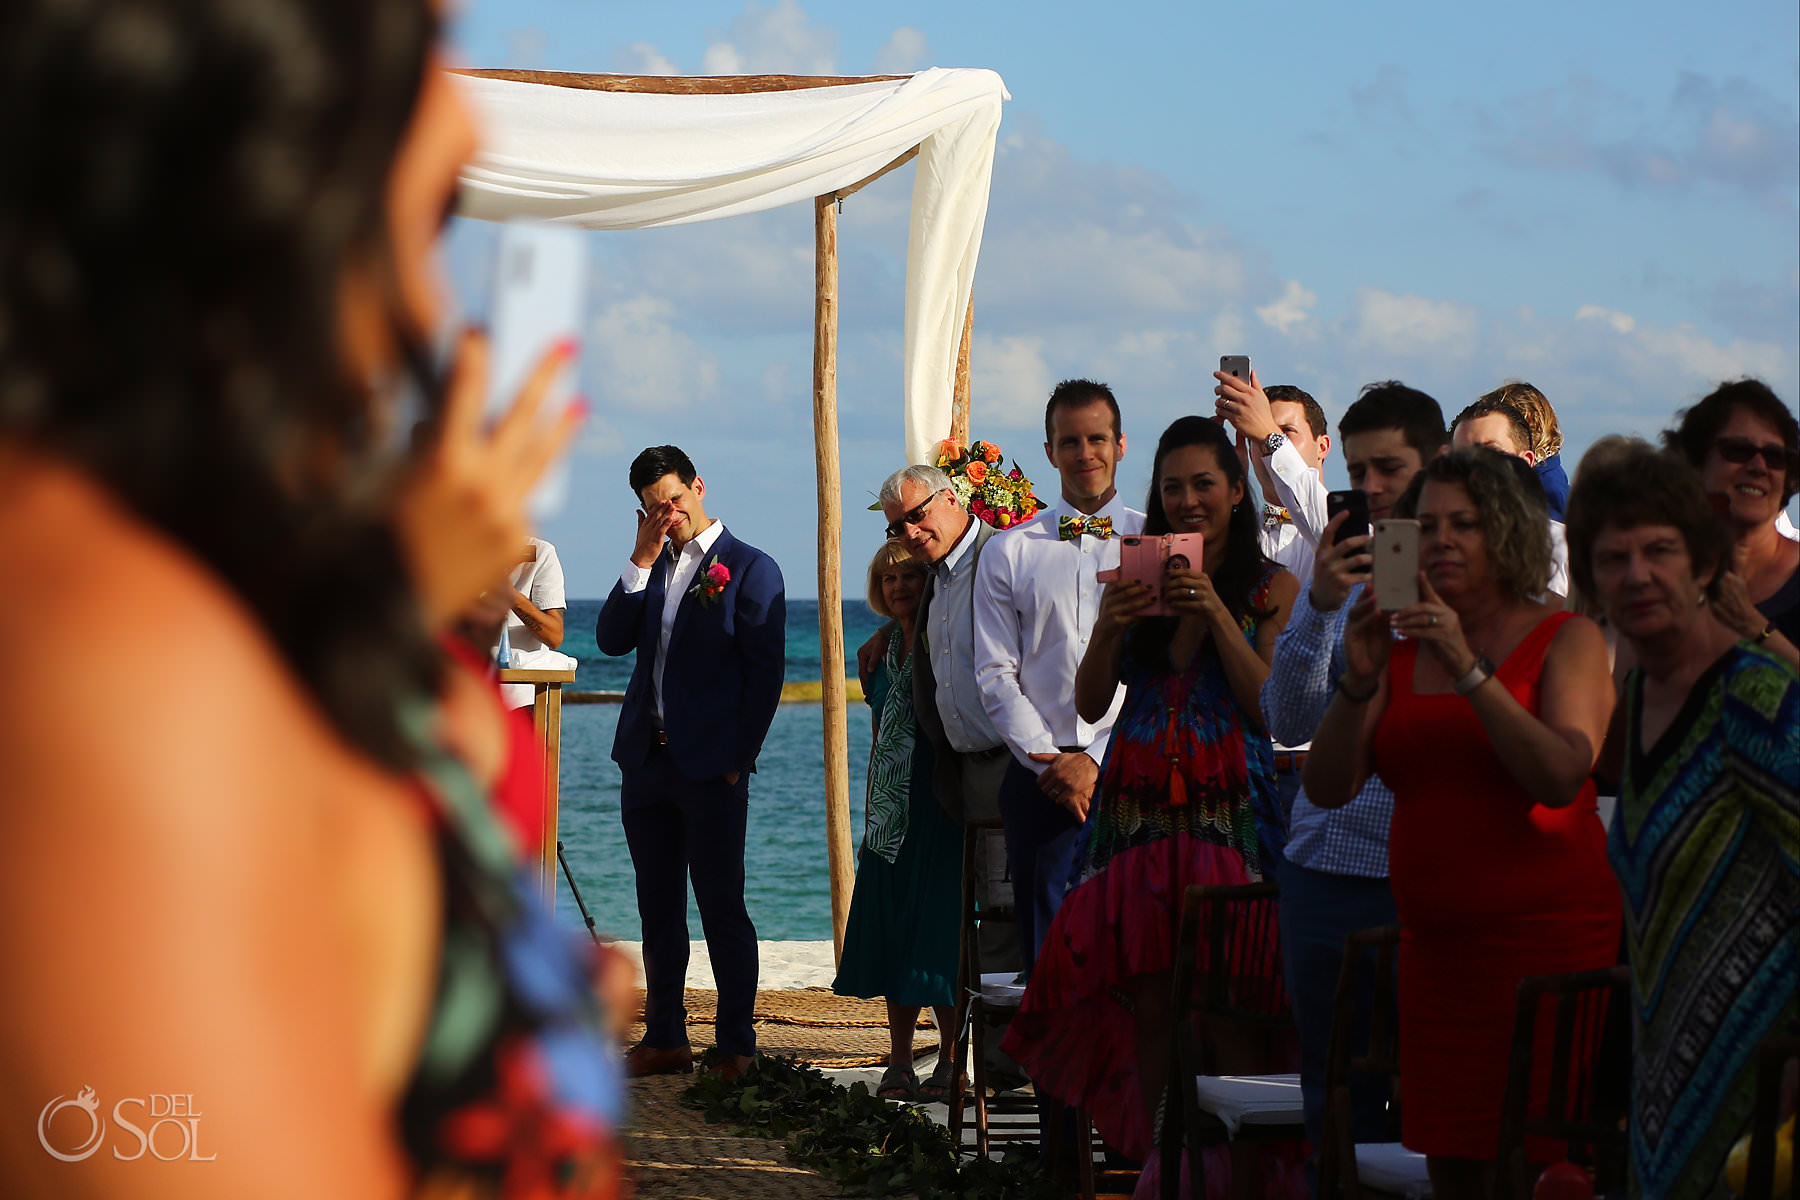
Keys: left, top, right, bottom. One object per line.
{"left": 949, "top": 817, "right": 1038, "bottom": 1158}
{"left": 1160, "top": 881, "right": 1304, "bottom": 1200}
{"left": 1494, "top": 965, "right": 1631, "bottom": 1200}
{"left": 1314, "top": 925, "right": 1429, "bottom": 1200}
{"left": 1743, "top": 1033, "right": 1799, "bottom": 1200}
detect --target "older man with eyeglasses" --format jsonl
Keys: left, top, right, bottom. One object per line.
{"left": 874, "top": 464, "right": 1022, "bottom": 983}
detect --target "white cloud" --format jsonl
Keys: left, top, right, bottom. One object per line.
{"left": 1257, "top": 281, "right": 1318, "bottom": 335}
{"left": 620, "top": 41, "right": 678, "bottom": 76}
{"left": 1348, "top": 288, "right": 1480, "bottom": 359}
{"left": 1575, "top": 304, "right": 1636, "bottom": 334}
{"left": 586, "top": 296, "right": 721, "bottom": 411}
{"left": 872, "top": 27, "right": 931, "bottom": 74}
{"left": 701, "top": 0, "right": 837, "bottom": 75}
{"left": 970, "top": 334, "right": 1052, "bottom": 431}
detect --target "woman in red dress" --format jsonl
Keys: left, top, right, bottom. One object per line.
{"left": 1304, "top": 448, "right": 1620, "bottom": 1200}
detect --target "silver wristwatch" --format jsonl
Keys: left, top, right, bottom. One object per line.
{"left": 1262, "top": 432, "right": 1286, "bottom": 458}
{"left": 1453, "top": 655, "right": 1495, "bottom": 696}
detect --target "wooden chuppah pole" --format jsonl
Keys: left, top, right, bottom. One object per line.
{"left": 813, "top": 194, "right": 856, "bottom": 963}
{"left": 950, "top": 295, "right": 973, "bottom": 446}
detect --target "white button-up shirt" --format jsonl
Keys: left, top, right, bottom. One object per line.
{"left": 1253, "top": 440, "right": 1329, "bottom": 590}
{"left": 620, "top": 519, "right": 725, "bottom": 723}
{"left": 926, "top": 516, "right": 1004, "bottom": 754}
{"left": 973, "top": 496, "right": 1146, "bottom": 773}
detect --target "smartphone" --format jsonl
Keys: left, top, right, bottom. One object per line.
{"left": 1108, "top": 533, "right": 1206, "bottom": 616}
{"left": 1219, "top": 354, "right": 1251, "bottom": 382}
{"left": 1327, "top": 490, "right": 1371, "bottom": 546}
{"left": 488, "top": 221, "right": 587, "bottom": 520}
{"left": 1371, "top": 519, "right": 1421, "bottom": 611}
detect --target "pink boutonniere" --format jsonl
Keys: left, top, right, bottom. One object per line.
{"left": 690, "top": 556, "right": 730, "bottom": 607}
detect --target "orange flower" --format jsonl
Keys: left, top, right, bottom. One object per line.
{"left": 938, "top": 437, "right": 961, "bottom": 461}
{"left": 964, "top": 459, "right": 988, "bottom": 485}
{"left": 983, "top": 443, "right": 1001, "bottom": 464}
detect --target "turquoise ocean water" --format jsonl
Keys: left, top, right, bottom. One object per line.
{"left": 552, "top": 598, "right": 887, "bottom": 942}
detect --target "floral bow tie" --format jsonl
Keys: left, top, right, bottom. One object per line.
{"left": 1261, "top": 503, "right": 1292, "bottom": 528}
{"left": 1058, "top": 515, "right": 1115, "bottom": 540}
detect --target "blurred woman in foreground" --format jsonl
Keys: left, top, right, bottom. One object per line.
{"left": 1568, "top": 442, "right": 1799, "bottom": 1200}
{"left": 0, "top": 1, "right": 620, "bottom": 1197}
{"left": 1304, "top": 448, "right": 1620, "bottom": 1200}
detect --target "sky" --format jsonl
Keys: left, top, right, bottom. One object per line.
{"left": 441, "top": 0, "right": 1799, "bottom": 599}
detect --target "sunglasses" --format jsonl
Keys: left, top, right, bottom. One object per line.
{"left": 1713, "top": 436, "right": 1792, "bottom": 471}
{"left": 885, "top": 491, "right": 943, "bottom": 540}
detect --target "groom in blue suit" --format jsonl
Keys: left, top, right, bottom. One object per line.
{"left": 596, "top": 445, "right": 786, "bottom": 1079}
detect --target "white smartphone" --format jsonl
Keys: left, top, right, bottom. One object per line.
{"left": 1371, "top": 519, "right": 1421, "bottom": 611}
{"left": 488, "top": 221, "right": 587, "bottom": 520}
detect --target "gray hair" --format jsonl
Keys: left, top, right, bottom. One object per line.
{"left": 878, "top": 464, "right": 956, "bottom": 508}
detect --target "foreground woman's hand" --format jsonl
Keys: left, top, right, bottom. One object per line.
{"left": 395, "top": 330, "right": 583, "bottom": 632}
{"left": 1340, "top": 589, "right": 1390, "bottom": 691}
{"left": 1391, "top": 574, "right": 1477, "bottom": 676}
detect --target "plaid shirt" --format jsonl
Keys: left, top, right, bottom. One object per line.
{"left": 1260, "top": 582, "right": 1393, "bottom": 878}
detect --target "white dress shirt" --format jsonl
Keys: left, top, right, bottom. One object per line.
{"left": 1548, "top": 519, "right": 1570, "bottom": 599}
{"left": 620, "top": 519, "right": 725, "bottom": 723}
{"left": 973, "top": 495, "right": 1146, "bottom": 773}
{"left": 1253, "top": 440, "right": 1329, "bottom": 589}
{"left": 498, "top": 535, "right": 567, "bottom": 711}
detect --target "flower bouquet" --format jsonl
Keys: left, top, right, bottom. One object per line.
{"left": 934, "top": 437, "right": 1047, "bottom": 530}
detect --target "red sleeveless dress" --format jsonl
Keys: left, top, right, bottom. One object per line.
{"left": 1372, "top": 611, "right": 1620, "bottom": 1160}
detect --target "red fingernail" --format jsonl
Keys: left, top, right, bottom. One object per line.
{"left": 552, "top": 335, "right": 580, "bottom": 359}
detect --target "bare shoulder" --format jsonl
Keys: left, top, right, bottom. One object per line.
{"left": 1547, "top": 609, "right": 1607, "bottom": 656}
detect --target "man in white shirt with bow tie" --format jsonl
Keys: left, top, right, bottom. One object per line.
{"left": 973, "top": 380, "right": 1145, "bottom": 974}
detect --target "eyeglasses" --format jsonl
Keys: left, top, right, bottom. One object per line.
{"left": 1713, "top": 436, "right": 1792, "bottom": 471}
{"left": 885, "top": 491, "right": 942, "bottom": 540}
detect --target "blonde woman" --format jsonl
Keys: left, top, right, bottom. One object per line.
{"left": 833, "top": 543, "right": 962, "bottom": 1101}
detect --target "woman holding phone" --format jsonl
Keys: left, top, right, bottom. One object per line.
{"left": 1303, "top": 448, "right": 1619, "bottom": 1200}
{"left": 0, "top": 2, "right": 623, "bottom": 1197}
{"left": 1003, "top": 416, "right": 1298, "bottom": 1178}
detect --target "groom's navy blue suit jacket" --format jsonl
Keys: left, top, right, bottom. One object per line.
{"left": 595, "top": 527, "right": 786, "bottom": 794}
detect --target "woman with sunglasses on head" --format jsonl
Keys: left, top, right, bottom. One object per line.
{"left": 0, "top": 1, "right": 623, "bottom": 1197}
{"left": 1002, "top": 415, "right": 1299, "bottom": 1191}
{"left": 1662, "top": 379, "right": 1800, "bottom": 672}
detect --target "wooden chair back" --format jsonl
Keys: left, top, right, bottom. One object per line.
{"left": 1316, "top": 925, "right": 1402, "bottom": 1199}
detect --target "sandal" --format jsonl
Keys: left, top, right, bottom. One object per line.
{"left": 876, "top": 1063, "right": 919, "bottom": 1101}
{"left": 914, "top": 1057, "right": 970, "bottom": 1104}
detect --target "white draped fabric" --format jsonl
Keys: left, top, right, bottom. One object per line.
{"left": 455, "top": 68, "right": 1009, "bottom": 465}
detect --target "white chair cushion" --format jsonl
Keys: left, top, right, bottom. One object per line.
{"left": 1355, "top": 1142, "right": 1433, "bottom": 1198}
{"left": 1190, "top": 1073, "right": 1303, "bottom": 1136}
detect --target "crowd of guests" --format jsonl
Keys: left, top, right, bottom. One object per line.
{"left": 833, "top": 371, "right": 1799, "bottom": 1199}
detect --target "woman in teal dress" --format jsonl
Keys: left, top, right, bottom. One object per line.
{"left": 1569, "top": 441, "right": 1800, "bottom": 1200}
{"left": 834, "top": 542, "right": 963, "bottom": 1100}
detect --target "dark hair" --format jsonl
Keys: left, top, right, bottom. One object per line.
{"left": 1452, "top": 396, "right": 1534, "bottom": 455}
{"left": 1395, "top": 447, "right": 1552, "bottom": 600}
{"left": 629, "top": 445, "right": 699, "bottom": 497}
{"left": 0, "top": 0, "right": 441, "bottom": 768}
{"left": 1661, "top": 379, "right": 1799, "bottom": 506}
{"left": 1043, "top": 379, "right": 1121, "bottom": 444}
{"left": 1264, "top": 385, "right": 1327, "bottom": 439}
{"left": 1128, "top": 417, "right": 1272, "bottom": 667}
{"left": 1338, "top": 381, "right": 1448, "bottom": 460}
{"left": 1566, "top": 440, "right": 1730, "bottom": 607}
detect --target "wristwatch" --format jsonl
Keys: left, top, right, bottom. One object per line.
{"left": 1262, "top": 432, "right": 1286, "bottom": 458}
{"left": 1453, "top": 655, "right": 1496, "bottom": 696}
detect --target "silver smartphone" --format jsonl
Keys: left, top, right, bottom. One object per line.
{"left": 488, "top": 221, "right": 587, "bottom": 520}
{"left": 1371, "top": 519, "right": 1421, "bottom": 611}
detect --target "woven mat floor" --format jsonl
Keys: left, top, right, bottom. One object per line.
{"left": 624, "top": 1074, "right": 848, "bottom": 1199}
{"left": 625, "top": 987, "right": 937, "bottom": 1069}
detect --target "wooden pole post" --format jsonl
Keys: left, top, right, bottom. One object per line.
{"left": 951, "top": 294, "right": 973, "bottom": 445}
{"left": 813, "top": 194, "right": 856, "bottom": 964}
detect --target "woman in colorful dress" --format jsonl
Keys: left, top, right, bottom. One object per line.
{"left": 0, "top": 1, "right": 626, "bottom": 1195}
{"left": 834, "top": 542, "right": 962, "bottom": 1101}
{"left": 1002, "top": 415, "right": 1298, "bottom": 1169}
{"left": 1305, "top": 448, "right": 1621, "bottom": 1200}
{"left": 1568, "top": 440, "right": 1800, "bottom": 1200}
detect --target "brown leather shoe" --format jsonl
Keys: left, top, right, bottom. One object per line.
{"left": 702, "top": 1053, "right": 755, "bottom": 1082}
{"left": 625, "top": 1043, "right": 695, "bottom": 1077}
